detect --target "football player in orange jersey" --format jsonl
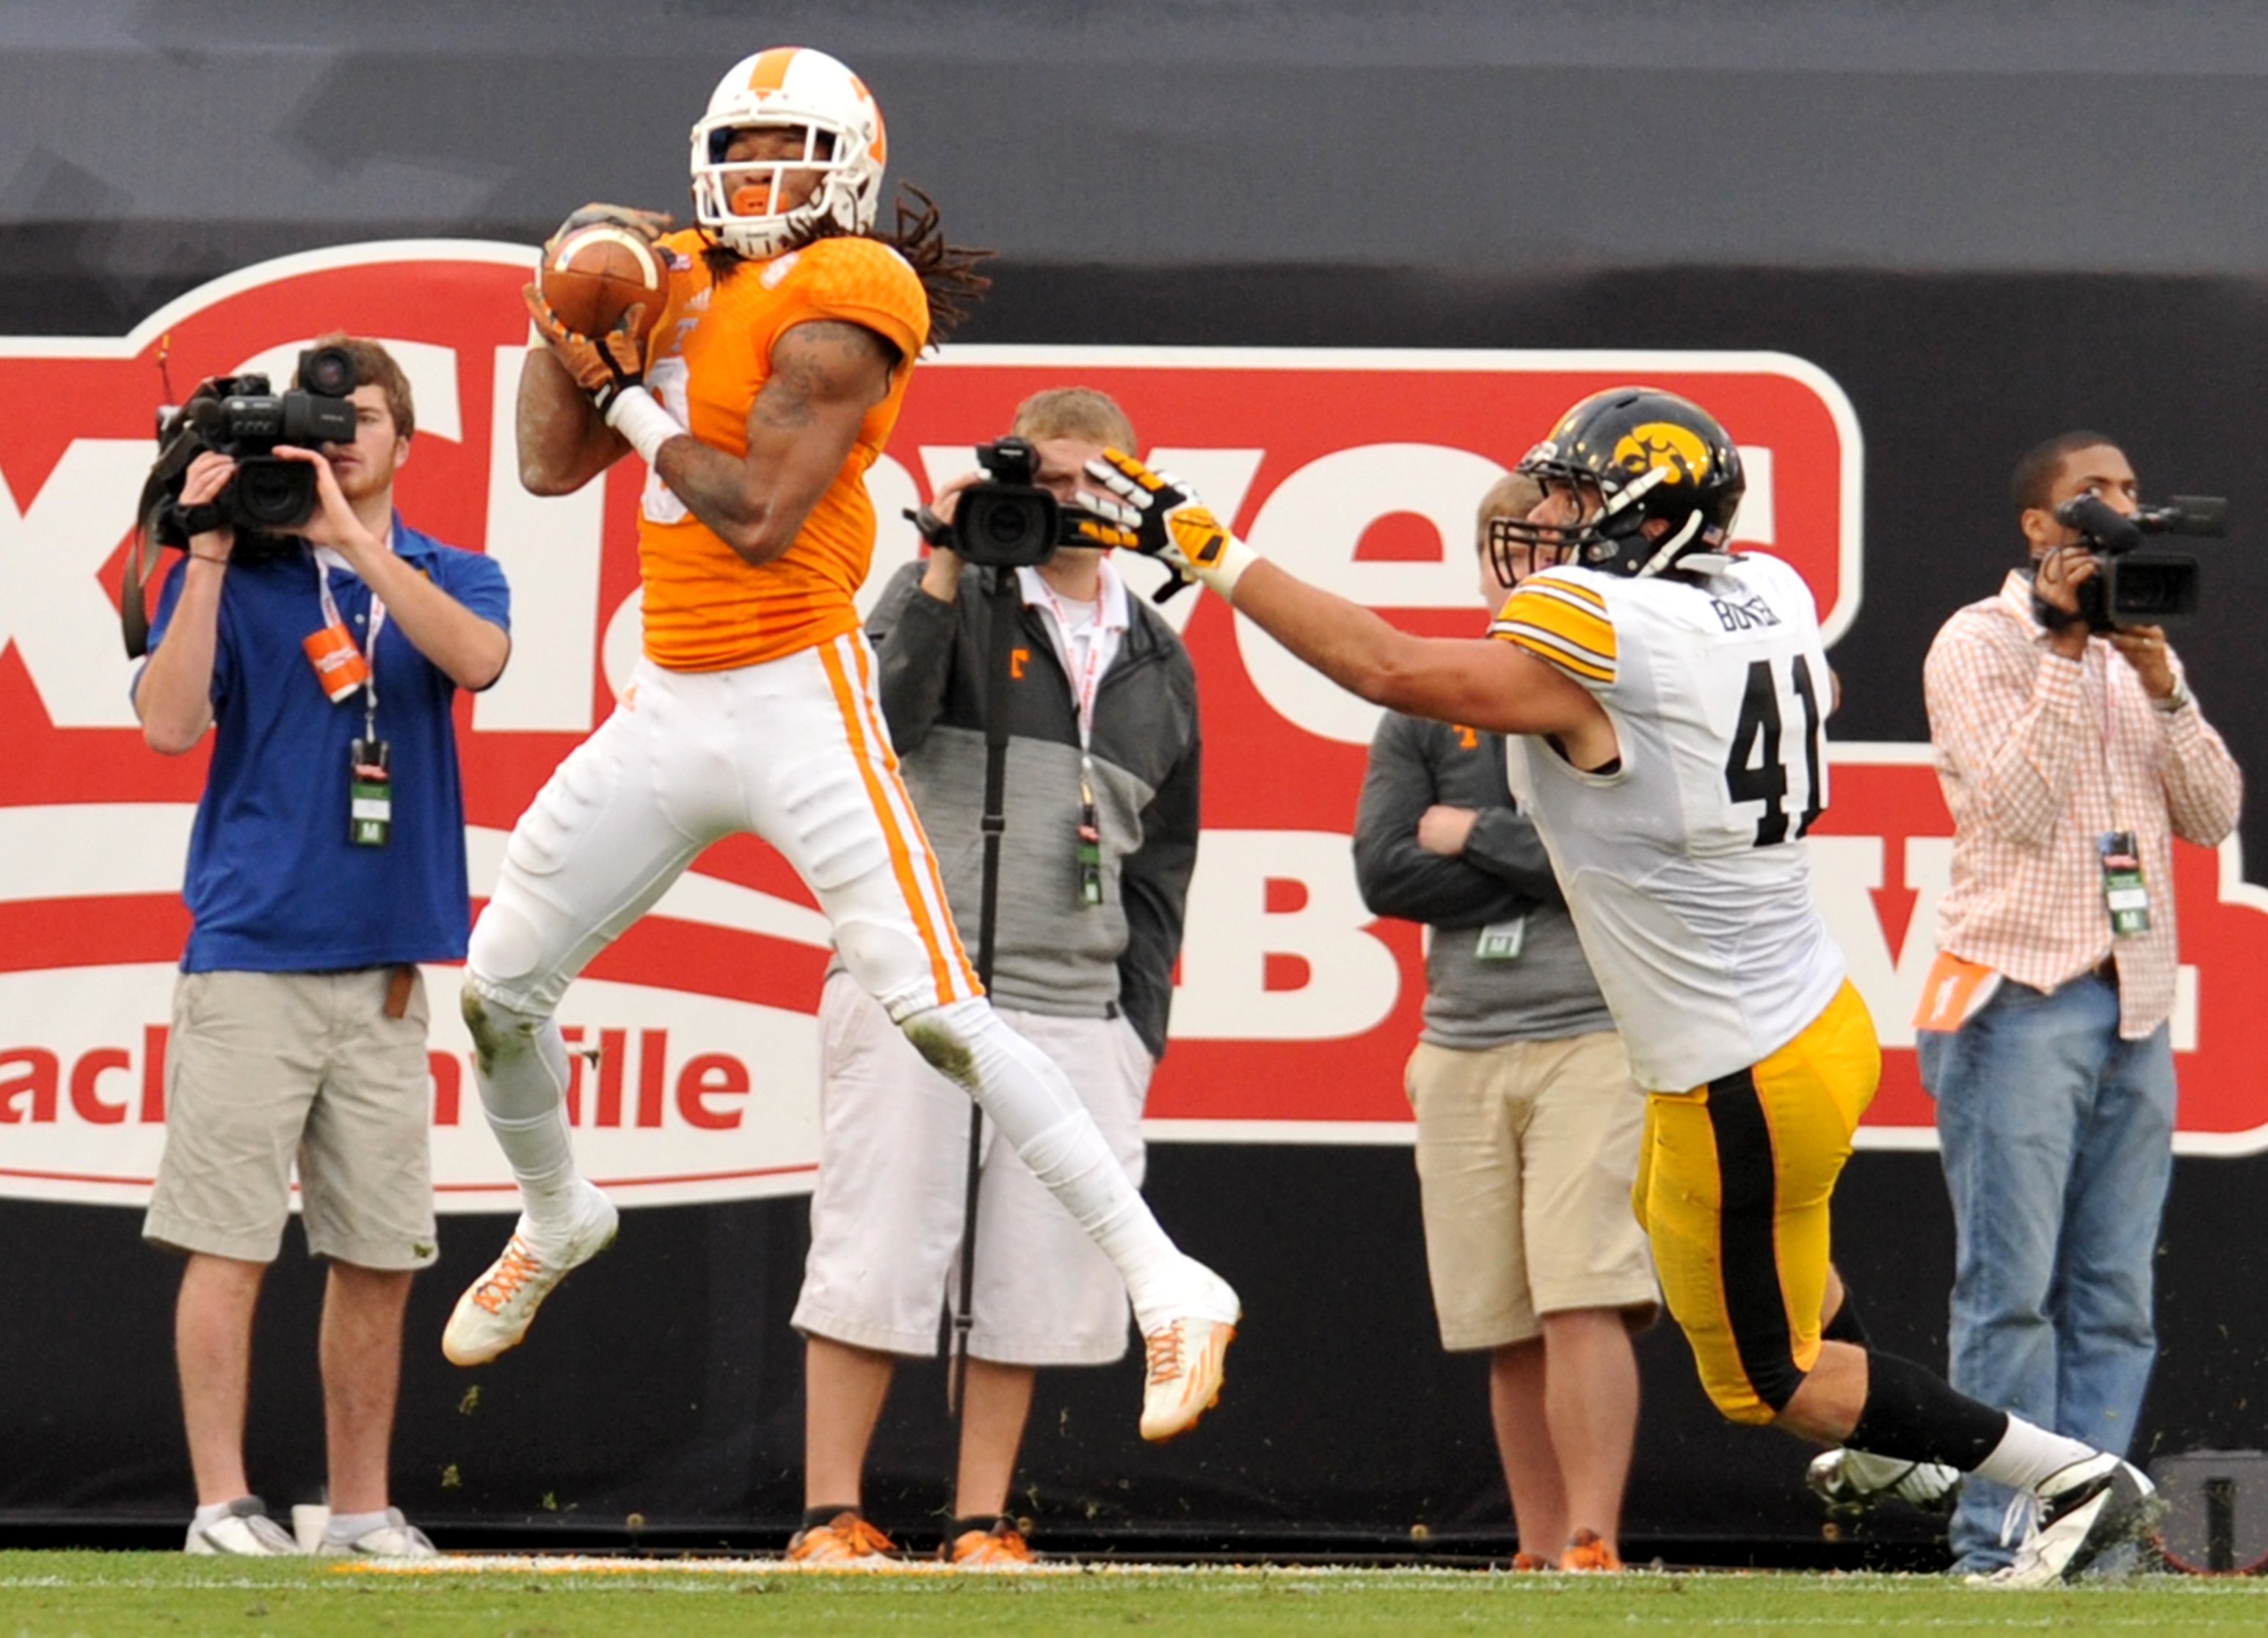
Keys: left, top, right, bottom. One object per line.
{"left": 441, "top": 48, "right": 1239, "bottom": 1487}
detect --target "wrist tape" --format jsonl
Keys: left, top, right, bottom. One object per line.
{"left": 1194, "top": 534, "right": 1258, "bottom": 601}
{"left": 604, "top": 386, "right": 681, "bottom": 466}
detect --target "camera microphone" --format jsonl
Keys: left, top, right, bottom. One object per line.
{"left": 2140, "top": 496, "right": 2228, "bottom": 538}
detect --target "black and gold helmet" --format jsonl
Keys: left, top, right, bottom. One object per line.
{"left": 1497, "top": 387, "right": 1745, "bottom": 580}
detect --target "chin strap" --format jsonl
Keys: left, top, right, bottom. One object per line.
{"left": 1630, "top": 512, "right": 1707, "bottom": 578}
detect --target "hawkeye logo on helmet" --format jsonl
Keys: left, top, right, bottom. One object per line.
{"left": 1613, "top": 421, "right": 1712, "bottom": 487}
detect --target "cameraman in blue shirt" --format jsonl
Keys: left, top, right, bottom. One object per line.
{"left": 134, "top": 336, "right": 509, "bottom": 1558}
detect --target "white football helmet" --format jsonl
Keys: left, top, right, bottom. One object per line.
{"left": 689, "top": 46, "right": 887, "bottom": 260}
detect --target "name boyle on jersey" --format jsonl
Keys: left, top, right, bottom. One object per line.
{"left": 1711, "top": 592, "right": 1784, "bottom": 631}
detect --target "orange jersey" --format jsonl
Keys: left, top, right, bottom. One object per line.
{"left": 635, "top": 230, "right": 928, "bottom": 670}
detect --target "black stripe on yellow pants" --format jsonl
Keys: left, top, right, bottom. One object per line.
{"left": 1707, "top": 1067, "right": 1806, "bottom": 1413}
{"left": 1635, "top": 981, "right": 1880, "bottom": 1425}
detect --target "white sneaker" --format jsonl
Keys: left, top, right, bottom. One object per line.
{"left": 442, "top": 1180, "right": 618, "bottom": 1366}
{"left": 1137, "top": 1261, "right": 1240, "bottom": 1443}
{"left": 184, "top": 1497, "right": 297, "bottom": 1556}
{"left": 1808, "top": 1446, "right": 1963, "bottom": 1515}
{"left": 316, "top": 1507, "right": 438, "bottom": 1559}
{"left": 1971, "top": 1454, "right": 2164, "bottom": 1588}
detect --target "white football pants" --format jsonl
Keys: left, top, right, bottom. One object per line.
{"left": 462, "top": 636, "right": 1191, "bottom": 1322}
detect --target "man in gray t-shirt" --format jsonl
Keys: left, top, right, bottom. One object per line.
{"left": 1353, "top": 472, "right": 1656, "bottom": 1573}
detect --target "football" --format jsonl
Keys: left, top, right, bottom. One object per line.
{"left": 538, "top": 225, "right": 666, "bottom": 338}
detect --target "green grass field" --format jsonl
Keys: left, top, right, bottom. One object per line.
{"left": 5, "top": 1553, "right": 2268, "bottom": 1637}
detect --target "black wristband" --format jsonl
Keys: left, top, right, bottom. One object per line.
{"left": 176, "top": 500, "right": 227, "bottom": 537}
{"left": 2030, "top": 590, "right": 2088, "bottom": 634}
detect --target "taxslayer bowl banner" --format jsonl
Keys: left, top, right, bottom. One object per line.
{"left": 3, "top": 243, "right": 2264, "bottom": 1217}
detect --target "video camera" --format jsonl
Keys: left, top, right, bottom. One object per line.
{"left": 946, "top": 437, "right": 1064, "bottom": 569}
{"left": 2052, "top": 492, "right": 2228, "bottom": 633}
{"left": 905, "top": 436, "right": 1124, "bottom": 571}
{"left": 123, "top": 345, "right": 361, "bottom": 657}
{"left": 141, "top": 345, "right": 362, "bottom": 543}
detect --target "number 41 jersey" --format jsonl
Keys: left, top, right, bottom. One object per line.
{"left": 1491, "top": 552, "right": 1849, "bottom": 1092}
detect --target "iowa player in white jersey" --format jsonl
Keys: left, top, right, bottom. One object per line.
{"left": 1084, "top": 388, "right": 2159, "bottom": 1586}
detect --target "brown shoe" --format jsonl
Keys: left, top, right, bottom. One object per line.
{"left": 948, "top": 1518, "right": 1037, "bottom": 1569}
{"left": 1559, "top": 1529, "right": 1622, "bottom": 1573}
{"left": 787, "top": 1511, "right": 895, "bottom": 1566}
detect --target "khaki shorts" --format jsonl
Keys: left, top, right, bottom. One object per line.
{"left": 793, "top": 971, "right": 1150, "bottom": 1367}
{"left": 1407, "top": 1029, "right": 1657, "bottom": 1352}
{"left": 144, "top": 968, "right": 438, "bottom": 1270}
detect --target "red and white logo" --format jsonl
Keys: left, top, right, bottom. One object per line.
{"left": 3, "top": 243, "right": 2260, "bottom": 1213}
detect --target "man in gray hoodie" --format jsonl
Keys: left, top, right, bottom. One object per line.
{"left": 1353, "top": 472, "right": 1656, "bottom": 1573}
{"left": 791, "top": 388, "right": 1201, "bottom": 1568}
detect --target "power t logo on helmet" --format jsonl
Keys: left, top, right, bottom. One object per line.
{"left": 689, "top": 47, "right": 888, "bottom": 259}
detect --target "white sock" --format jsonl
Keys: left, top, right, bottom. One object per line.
{"left": 1971, "top": 1416, "right": 2099, "bottom": 1492}
{"left": 324, "top": 1509, "right": 390, "bottom": 1543}
{"left": 465, "top": 992, "right": 581, "bottom": 1228}
{"left": 193, "top": 1498, "right": 253, "bottom": 1529}
{"left": 903, "top": 1000, "right": 1188, "bottom": 1321}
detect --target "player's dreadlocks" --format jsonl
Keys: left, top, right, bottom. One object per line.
{"left": 701, "top": 183, "right": 992, "bottom": 347}
{"left": 872, "top": 184, "right": 992, "bottom": 344}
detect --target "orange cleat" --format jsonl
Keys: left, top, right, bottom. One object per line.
{"left": 948, "top": 1519, "right": 1038, "bottom": 1569}
{"left": 787, "top": 1511, "right": 896, "bottom": 1567}
{"left": 1559, "top": 1529, "right": 1623, "bottom": 1573}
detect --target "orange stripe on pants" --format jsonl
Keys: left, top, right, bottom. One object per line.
{"left": 818, "top": 639, "right": 978, "bottom": 1006}
{"left": 846, "top": 633, "right": 978, "bottom": 993}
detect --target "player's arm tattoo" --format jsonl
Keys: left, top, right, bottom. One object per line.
{"left": 517, "top": 344, "right": 630, "bottom": 495}
{"left": 655, "top": 319, "right": 898, "bottom": 564}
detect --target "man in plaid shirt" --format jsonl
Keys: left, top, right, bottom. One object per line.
{"left": 1919, "top": 431, "right": 2242, "bottom": 1576}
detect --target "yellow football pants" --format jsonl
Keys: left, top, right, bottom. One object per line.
{"left": 1632, "top": 980, "right": 1880, "bottom": 1424}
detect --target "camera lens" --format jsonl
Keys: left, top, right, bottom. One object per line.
{"left": 981, "top": 499, "right": 1027, "bottom": 548}
{"left": 231, "top": 457, "right": 316, "bottom": 531}
{"left": 297, "top": 346, "right": 357, "bottom": 399}
{"left": 2111, "top": 558, "right": 2198, "bottom": 620}
{"left": 950, "top": 476, "right": 1058, "bottom": 568}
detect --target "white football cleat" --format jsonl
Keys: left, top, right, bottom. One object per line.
{"left": 1808, "top": 1446, "right": 1963, "bottom": 1515}
{"left": 443, "top": 1180, "right": 618, "bottom": 1366}
{"left": 1971, "top": 1453, "right": 2164, "bottom": 1588}
{"left": 1137, "top": 1261, "right": 1240, "bottom": 1443}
